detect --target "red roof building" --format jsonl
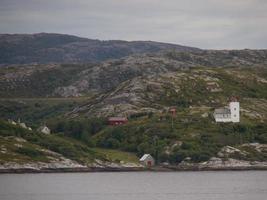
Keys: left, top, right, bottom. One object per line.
{"left": 229, "top": 96, "right": 239, "bottom": 102}
{"left": 108, "top": 117, "right": 128, "bottom": 126}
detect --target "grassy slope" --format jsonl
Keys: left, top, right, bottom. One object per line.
{"left": 0, "top": 120, "right": 139, "bottom": 165}
{"left": 92, "top": 110, "right": 267, "bottom": 163}
{"left": 0, "top": 97, "right": 90, "bottom": 126}
{"left": 0, "top": 136, "right": 52, "bottom": 164}
{"left": 160, "top": 67, "right": 267, "bottom": 107}
{"left": 93, "top": 148, "right": 139, "bottom": 164}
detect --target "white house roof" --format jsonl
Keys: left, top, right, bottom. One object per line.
{"left": 19, "top": 122, "right": 27, "bottom": 128}
{"left": 38, "top": 125, "right": 49, "bottom": 130}
{"left": 139, "top": 154, "right": 152, "bottom": 161}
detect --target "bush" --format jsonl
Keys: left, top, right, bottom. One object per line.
{"left": 49, "top": 118, "right": 106, "bottom": 142}
{"left": 15, "top": 147, "right": 44, "bottom": 158}
{"left": 106, "top": 138, "right": 120, "bottom": 149}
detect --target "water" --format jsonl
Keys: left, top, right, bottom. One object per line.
{"left": 0, "top": 171, "right": 266, "bottom": 200}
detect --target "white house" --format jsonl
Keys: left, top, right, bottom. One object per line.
{"left": 139, "top": 154, "right": 155, "bottom": 167}
{"left": 213, "top": 98, "right": 240, "bottom": 123}
{"left": 37, "top": 125, "right": 51, "bottom": 134}
{"left": 17, "top": 119, "right": 28, "bottom": 129}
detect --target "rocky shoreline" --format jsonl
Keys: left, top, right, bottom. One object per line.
{"left": 1, "top": 158, "right": 267, "bottom": 174}
{"left": 0, "top": 167, "right": 144, "bottom": 174}
{"left": 1, "top": 166, "right": 267, "bottom": 174}
{"left": 1, "top": 143, "right": 267, "bottom": 174}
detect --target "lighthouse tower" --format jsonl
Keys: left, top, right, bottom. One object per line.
{"left": 229, "top": 97, "right": 240, "bottom": 123}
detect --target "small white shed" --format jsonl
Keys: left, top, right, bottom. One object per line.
{"left": 37, "top": 125, "right": 51, "bottom": 134}
{"left": 139, "top": 154, "right": 155, "bottom": 167}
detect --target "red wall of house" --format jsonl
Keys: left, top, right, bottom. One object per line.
{"left": 108, "top": 120, "right": 128, "bottom": 126}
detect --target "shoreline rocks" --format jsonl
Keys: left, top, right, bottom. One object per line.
{"left": 1, "top": 158, "right": 267, "bottom": 173}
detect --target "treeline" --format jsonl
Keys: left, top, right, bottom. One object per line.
{"left": 47, "top": 115, "right": 267, "bottom": 164}
{"left": 48, "top": 118, "right": 106, "bottom": 146}
{"left": 0, "top": 120, "right": 102, "bottom": 163}
{"left": 92, "top": 117, "right": 267, "bottom": 164}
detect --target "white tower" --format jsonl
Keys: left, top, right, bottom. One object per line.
{"left": 229, "top": 101, "right": 240, "bottom": 123}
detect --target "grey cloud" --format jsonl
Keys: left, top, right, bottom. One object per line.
{"left": 0, "top": 0, "right": 266, "bottom": 49}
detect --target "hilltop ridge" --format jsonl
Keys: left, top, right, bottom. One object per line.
{"left": 0, "top": 33, "right": 200, "bottom": 64}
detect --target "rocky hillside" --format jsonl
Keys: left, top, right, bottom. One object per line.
{"left": 1, "top": 66, "right": 267, "bottom": 132}
{"left": 0, "top": 120, "right": 141, "bottom": 171}
{"left": 1, "top": 42, "right": 267, "bottom": 169}
{"left": 0, "top": 33, "right": 200, "bottom": 65}
{"left": 1, "top": 49, "right": 267, "bottom": 123}
{"left": 67, "top": 67, "right": 267, "bottom": 120}
{"left": 1, "top": 49, "right": 267, "bottom": 98}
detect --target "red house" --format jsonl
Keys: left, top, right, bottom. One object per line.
{"left": 108, "top": 117, "right": 128, "bottom": 126}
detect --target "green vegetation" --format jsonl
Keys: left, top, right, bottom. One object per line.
{"left": 0, "top": 120, "right": 104, "bottom": 164}
{"left": 214, "top": 68, "right": 267, "bottom": 99}
{"left": 1, "top": 66, "right": 267, "bottom": 166}
{"left": 44, "top": 104, "right": 266, "bottom": 164}
{"left": 0, "top": 136, "right": 51, "bottom": 164}
{"left": 91, "top": 110, "right": 267, "bottom": 164}
{"left": 231, "top": 144, "right": 267, "bottom": 161}
{"left": 48, "top": 117, "right": 106, "bottom": 146}
{"left": 0, "top": 64, "right": 90, "bottom": 98}
{"left": 0, "top": 120, "right": 140, "bottom": 165}
{"left": 94, "top": 148, "right": 139, "bottom": 164}
{"left": 0, "top": 97, "right": 90, "bottom": 126}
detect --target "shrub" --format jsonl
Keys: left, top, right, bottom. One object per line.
{"left": 15, "top": 147, "right": 44, "bottom": 158}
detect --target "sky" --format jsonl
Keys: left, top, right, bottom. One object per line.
{"left": 0, "top": 0, "right": 267, "bottom": 49}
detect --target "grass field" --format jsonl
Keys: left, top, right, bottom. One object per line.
{"left": 94, "top": 148, "right": 139, "bottom": 164}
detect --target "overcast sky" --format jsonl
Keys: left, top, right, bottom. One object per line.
{"left": 0, "top": 0, "right": 267, "bottom": 49}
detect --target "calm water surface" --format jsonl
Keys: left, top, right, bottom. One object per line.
{"left": 0, "top": 171, "right": 266, "bottom": 200}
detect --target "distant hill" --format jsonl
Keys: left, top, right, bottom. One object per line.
{"left": 0, "top": 33, "right": 200, "bottom": 64}
{"left": 1, "top": 49, "right": 267, "bottom": 98}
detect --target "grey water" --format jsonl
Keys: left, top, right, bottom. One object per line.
{"left": 0, "top": 171, "right": 266, "bottom": 200}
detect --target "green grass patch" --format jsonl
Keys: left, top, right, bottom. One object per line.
{"left": 94, "top": 148, "right": 139, "bottom": 164}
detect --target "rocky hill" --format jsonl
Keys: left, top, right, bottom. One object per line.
{"left": 0, "top": 120, "right": 141, "bottom": 172}
{"left": 67, "top": 67, "right": 267, "bottom": 120}
{"left": 0, "top": 36, "right": 267, "bottom": 171}
{"left": 1, "top": 49, "right": 267, "bottom": 98}
{"left": 1, "top": 66, "right": 267, "bottom": 121}
{"left": 1, "top": 48, "right": 267, "bottom": 122}
{"left": 0, "top": 33, "right": 200, "bottom": 65}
